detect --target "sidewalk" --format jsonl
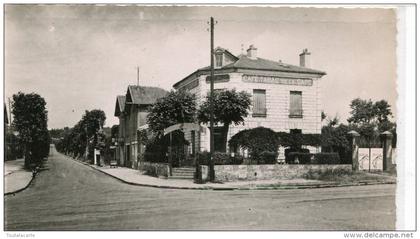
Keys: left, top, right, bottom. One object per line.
{"left": 85, "top": 163, "right": 396, "bottom": 190}
{"left": 5, "top": 159, "right": 34, "bottom": 195}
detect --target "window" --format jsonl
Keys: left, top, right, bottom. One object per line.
{"left": 214, "top": 127, "right": 227, "bottom": 152}
{"left": 215, "top": 53, "right": 223, "bottom": 67}
{"left": 289, "top": 91, "right": 303, "bottom": 118}
{"left": 253, "top": 89, "right": 267, "bottom": 117}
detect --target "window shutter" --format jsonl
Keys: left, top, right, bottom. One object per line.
{"left": 253, "top": 89, "right": 266, "bottom": 115}
{"left": 290, "top": 91, "right": 302, "bottom": 117}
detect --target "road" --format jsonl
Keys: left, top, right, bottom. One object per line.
{"left": 4, "top": 146, "right": 396, "bottom": 230}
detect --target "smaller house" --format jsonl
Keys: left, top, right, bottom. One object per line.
{"left": 114, "top": 85, "right": 168, "bottom": 168}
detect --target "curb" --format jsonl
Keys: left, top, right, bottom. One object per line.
{"left": 66, "top": 154, "right": 396, "bottom": 191}
{"left": 4, "top": 171, "right": 37, "bottom": 196}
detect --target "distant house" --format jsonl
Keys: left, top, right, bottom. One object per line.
{"left": 173, "top": 45, "right": 326, "bottom": 160}
{"left": 114, "top": 85, "right": 167, "bottom": 168}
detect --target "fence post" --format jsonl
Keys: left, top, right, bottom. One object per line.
{"left": 347, "top": 130, "right": 360, "bottom": 171}
{"left": 380, "top": 131, "right": 393, "bottom": 172}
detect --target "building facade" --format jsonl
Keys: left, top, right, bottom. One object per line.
{"left": 173, "top": 45, "right": 326, "bottom": 160}
{"left": 114, "top": 85, "right": 167, "bottom": 168}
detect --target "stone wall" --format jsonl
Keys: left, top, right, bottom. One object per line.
{"left": 200, "top": 164, "right": 352, "bottom": 182}
{"left": 138, "top": 161, "right": 170, "bottom": 178}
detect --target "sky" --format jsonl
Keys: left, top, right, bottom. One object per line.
{"left": 4, "top": 5, "right": 397, "bottom": 129}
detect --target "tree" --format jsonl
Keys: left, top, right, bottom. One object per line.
{"left": 321, "top": 123, "right": 352, "bottom": 163}
{"left": 111, "top": 125, "right": 119, "bottom": 139}
{"left": 12, "top": 92, "right": 50, "bottom": 169}
{"left": 147, "top": 90, "right": 197, "bottom": 135}
{"left": 54, "top": 109, "right": 106, "bottom": 161}
{"left": 198, "top": 89, "right": 251, "bottom": 152}
{"left": 348, "top": 98, "right": 393, "bottom": 126}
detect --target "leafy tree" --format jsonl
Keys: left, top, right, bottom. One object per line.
{"left": 147, "top": 90, "right": 197, "bottom": 135}
{"left": 198, "top": 89, "right": 251, "bottom": 152}
{"left": 111, "top": 125, "right": 119, "bottom": 139}
{"left": 347, "top": 98, "right": 395, "bottom": 169}
{"left": 55, "top": 109, "right": 106, "bottom": 161}
{"left": 348, "top": 98, "right": 393, "bottom": 126}
{"left": 12, "top": 92, "right": 50, "bottom": 169}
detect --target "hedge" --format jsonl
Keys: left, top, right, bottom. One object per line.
{"left": 286, "top": 152, "right": 341, "bottom": 164}
{"left": 198, "top": 151, "right": 244, "bottom": 165}
{"left": 277, "top": 132, "right": 322, "bottom": 147}
{"left": 313, "top": 153, "right": 340, "bottom": 164}
{"left": 285, "top": 148, "right": 310, "bottom": 164}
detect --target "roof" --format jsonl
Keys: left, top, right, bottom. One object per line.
{"left": 197, "top": 55, "right": 326, "bottom": 74}
{"left": 126, "top": 85, "right": 168, "bottom": 105}
{"left": 173, "top": 50, "right": 326, "bottom": 88}
{"left": 114, "top": 95, "right": 126, "bottom": 117}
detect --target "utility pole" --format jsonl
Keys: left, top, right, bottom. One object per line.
{"left": 209, "top": 17, "right": 215, "bottom": 181}
{"left": 137, "top": 66, "right": 140, "bottom": 86}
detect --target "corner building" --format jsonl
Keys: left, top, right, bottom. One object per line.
{"left": 173, "top": 45, "right": 326, "bottom": 161}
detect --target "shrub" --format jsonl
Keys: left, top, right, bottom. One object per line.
{"left": 312, "top": 153, "right": 341, "bottom": 164}
{"left": 287, "top": 152, "right": 312, "bottom": 164}
{"left": 278, "top": 132, "right": 322, "bottom": 148}
{"left": 231, "top": 155, "right": 245, "bottom": 165}
{"left": 143, "top": 152, "right": 167, "bottom": 163}
{"left": 197, "top": 151, "right": 244, "bottom": 165}
{"left": 259, "top": 151, "right": 277, "bottom": 164}
{"left": 213, "top": 152, "right": 230, "bottom": 165}
{"left": 229, "top": 127, "right": 280, "bottom": 163}
{"left": 285, "top": 148, "right": 310, "bottom": 164}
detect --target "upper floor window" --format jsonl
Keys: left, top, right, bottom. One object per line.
{"left": 289, "top": 91, "right": 303, "bottom": 118}
{"left": 215, "top": 53, "right": 223, "bottom": 67}
{"left": 253, "top": 89, "right": 267, "bottom": 117}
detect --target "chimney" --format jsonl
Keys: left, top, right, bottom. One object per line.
{"left": 247, "top": 44, "right": 258, "bottom": 59}
{"left": 299, "top": 48, "right": 311, "bottom": 68}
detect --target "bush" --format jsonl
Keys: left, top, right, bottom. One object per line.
{"left": 259, "top": 151, "right": 277, "bottom": 164}
{"left": 312, "top": 153, "right": 341, "bottom": 164}
{"left": 229, "top": 127, "right": 279, "bottom": 163}
{"left": 231, "top": 155, "right": 245, "bottom": 165}
{"left": 143, "top": 152, "right": 167, "bottom": 163}
{"left": 213, "top": 152, "right": 230, "bottom": 165}
{"left": 197, "top": 151, "right": 244, "bottom": 165}
{"left": 286, "top": 152, "right": 341, "bottom": 165}
{"left": 285, "top": 148, "right": 310, "bottom": 164}
{"left": 277, "top": 132, "right": 322, "bottom": 148}
{"left": 287, "top": 152, "right": 312, "bottom": 164}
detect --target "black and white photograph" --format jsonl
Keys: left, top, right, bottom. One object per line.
{"left": 2, "top": 2, "right": 417, "bottom": 237}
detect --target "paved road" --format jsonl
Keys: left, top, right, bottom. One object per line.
{"left": 5, "top": 146, "right": 396, "bottom": 230}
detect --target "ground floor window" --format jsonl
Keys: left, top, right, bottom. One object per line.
{"left": 214, "top": 127, "right": 227, "bottom": 152}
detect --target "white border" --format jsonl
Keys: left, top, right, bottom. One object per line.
{"left": 1, "top": 2, "right": 417, "bottom": 238}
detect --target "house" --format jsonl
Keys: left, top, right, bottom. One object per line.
{"left": 114, "top": 85, "right": 168, "bottom": 168}
{"left": 173, "top": 45, "right": 326, "bottom": 161}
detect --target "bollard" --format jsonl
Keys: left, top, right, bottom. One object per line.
{"left": 347, "top": 130, "right": 360, "bottom": 171}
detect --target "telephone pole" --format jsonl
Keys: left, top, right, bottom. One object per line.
{"left": 209, "top": 17, "right": 215, "bottom": 181}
